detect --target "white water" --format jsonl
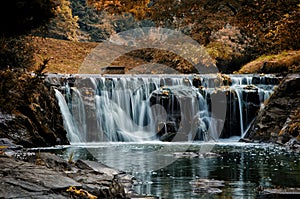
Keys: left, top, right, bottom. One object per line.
{"left": 52, "top": 74, "right": 278, "bottom": 143}
{"left": 54, "top": 89, "right": 81, "bottom": 142}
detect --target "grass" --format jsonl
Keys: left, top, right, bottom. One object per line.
{"left": 32, "top": 37, "right": 98, "bottom": 74}
{"left": 32, "top": 37, "right": 300, "bottom": 75}
{"left": 237, "top": 50, "right": 300, "bottom": 74}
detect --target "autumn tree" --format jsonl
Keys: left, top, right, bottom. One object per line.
{"left": 235, "top": 0, "right": 300, "bottom": 54}
{"left": 0, "top": 0, "right": 58, "bottom": 116}
{"left": 46, "top": 0, "right": 79, "bottom": 41}
{"left": 85, "top": 0, "right": 241, "bottom": 72}
{"left": 0, "top": 0, "right": 57, "bottom": 36}
{"left": 0, "top": 0, "right": 57, "bottom": 70}
{"left": 87, "top": 0, "right": 150, "bottom": 19}
{"left": 84, "top": 0, "right": 299, "bottom": 73}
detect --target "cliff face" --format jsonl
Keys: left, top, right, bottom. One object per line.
{"left": 244, "top": 74, "right": 300, "bottom": 151}
{"left": 0, "top": 70, "right": 69, "bottom": 147}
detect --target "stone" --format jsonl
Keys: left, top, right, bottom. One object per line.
{"left": 0, "top": 138, "right": 23, "bottom": 150}
{"left": 0, "top": 70, "right": 69, "bottom": 148}
{"left": 173, "top": 151, "right": 220, "bottom": 158}
{"left": 262, "top": 188, "right": 300, "bottom": 196}
{"left": 190, "top": 178, "right": 225, "bottom": 194}
{"left": 243, "top": 74, "right": 300, "bottom": 148}
{"left": 0, "top": 150, "right": 136, "bottom": 199}
{"left": 38, "top": 152, "right": 72, "bottom": 171}
{"left": 76, "top": 159, "right": 120, "bottom": 176}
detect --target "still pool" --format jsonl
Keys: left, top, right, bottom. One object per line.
{"left": 42, "top": 140, "right": 300, "bottom": 199}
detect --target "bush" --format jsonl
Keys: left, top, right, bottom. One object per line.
{"left": 0, "top": 36, "right": 35, "bottom": 70}
{"left": 206, "top": 24, "right": 253, "bottom": 73}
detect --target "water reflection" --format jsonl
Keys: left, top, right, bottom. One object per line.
{"left": 53, "top": 142, "right": 300, "bottom": 199}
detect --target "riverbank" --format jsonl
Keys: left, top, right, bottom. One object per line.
{"left": 0, "top": 138, "right": 143, "bottom": 199}
{"left": 242, "top": 74, "right": 300, "bottom": 153}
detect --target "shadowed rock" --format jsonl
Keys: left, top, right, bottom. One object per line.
{"left": 243, "top": 74, "right": 300, "bottom": 152}
{"left": 0, "top": 146, "right": 137, "bottom": 199}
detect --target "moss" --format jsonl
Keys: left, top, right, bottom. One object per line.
{"left": 238, "top": 50, "right": 300, "bottom": 74}
{"left": 206, "top": 42, "right": 233, "bottom": 60}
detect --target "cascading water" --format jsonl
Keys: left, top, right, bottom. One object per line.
{"left": 48, "top": 74, "right": 280, "bottom": 143}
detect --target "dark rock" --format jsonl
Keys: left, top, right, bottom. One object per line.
{"left": 38, "top": 152, "right": 73, "bottom": 171}
{"left": 173, "top": 151, "right": 220, "bottom": 158}
{"left": 76, "top": 160, "right": 119, "bottom": 177}
{"left": 192, "top": 76, "right": 202, "bottom": 88}
{"left": 0, "top": 138, "right": 23, "bottom": 150}
{"left": 130, "top": 196, "right": 159, "bottom": 199}
{"left": 0, "top": 151, "right": 135, "bottom": 199}
{"left": 190, "top": 178, "right": 225, "bottom": 194}
{"left": 0, "top": 157, "right": 81, "bottom": 199}
{"left": 252, "top": 75, "right": 281, "bottom": 85}
{"left": 243, "top": 74, "right": 300, "bottom": 148}
{"left": 262, "top": 188, "right": 300, "bottom": 196}
{"left": 0, "top": 72, "right": 69, "bottom": 147}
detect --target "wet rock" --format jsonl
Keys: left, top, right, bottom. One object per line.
{"left": 284, "top": 138, "right": 300, "bottom": 152}
{"left": 0, "top": 150, "right": 135, "bottom": 199}
{"left": 130, "top": 196, "right": 159, "bottom": 199}
{"left": 157, "top": 121, "right": 177, "bottom": 141}
{"left": 0, "top": 138, "right": 23, "bottom": 150}
{"left": 243, "top": 74, "right": 300, "bottom": 148}
{"left": 0, "top": 157, "right": 81, "bottom": 199}
{"left": 213, "top": 85, "right": 261, "bottom": 138}
{"left": 192, "top": 76, "right": 202, "bottom": 88}
{"left": 262, "top": 188, "right": 300, "bottom": 196}
{"left": 190, "top": 179, "right": 225, "bottom": 194}
{"left": 173, "top": 151, "right": 220, "bottom": 158}
{"left": 252, "top": 75, "right": 281, "bottom": 85}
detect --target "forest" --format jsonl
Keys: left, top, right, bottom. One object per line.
{"left": 0, "top": 0, "right": 299, "bottom": 73}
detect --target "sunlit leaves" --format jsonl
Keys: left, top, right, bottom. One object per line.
{"left": 87, "top": 0, "right": 150, "bottom": 19}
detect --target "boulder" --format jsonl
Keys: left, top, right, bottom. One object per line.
{"left": 0, "top": 71, "right": 69, "bottom": 147}
{"left": 0, "top": 150, "right": 137, "bottom": 199}
{"left": 243, "top": 74, "right": 300, "bottom": 149}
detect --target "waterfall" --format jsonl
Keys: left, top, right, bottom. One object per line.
{"left": 54, "top": 89, "right": 81, "bottom": 142}
{"left": 50, "top": 74, "right": 280, "bottom": 143}
{"left": 234, "top": 89, "right": 244, "bottom": 135}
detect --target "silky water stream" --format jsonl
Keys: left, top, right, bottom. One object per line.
{"left": 46, "top": 74, "right": 300, "bottom": 198}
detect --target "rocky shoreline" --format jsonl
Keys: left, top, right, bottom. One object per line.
{"left": 243, "top": 74, "right": 300, "bottom": 153}
{"left": 0, "top": 138, "right": 159, "bottom": 199}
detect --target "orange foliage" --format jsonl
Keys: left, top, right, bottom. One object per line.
{"left": 87, "top": 0, "right": 150, "bottom": 19}
{"left": 86, "top": 0, "right": 300, "bottom": 58}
